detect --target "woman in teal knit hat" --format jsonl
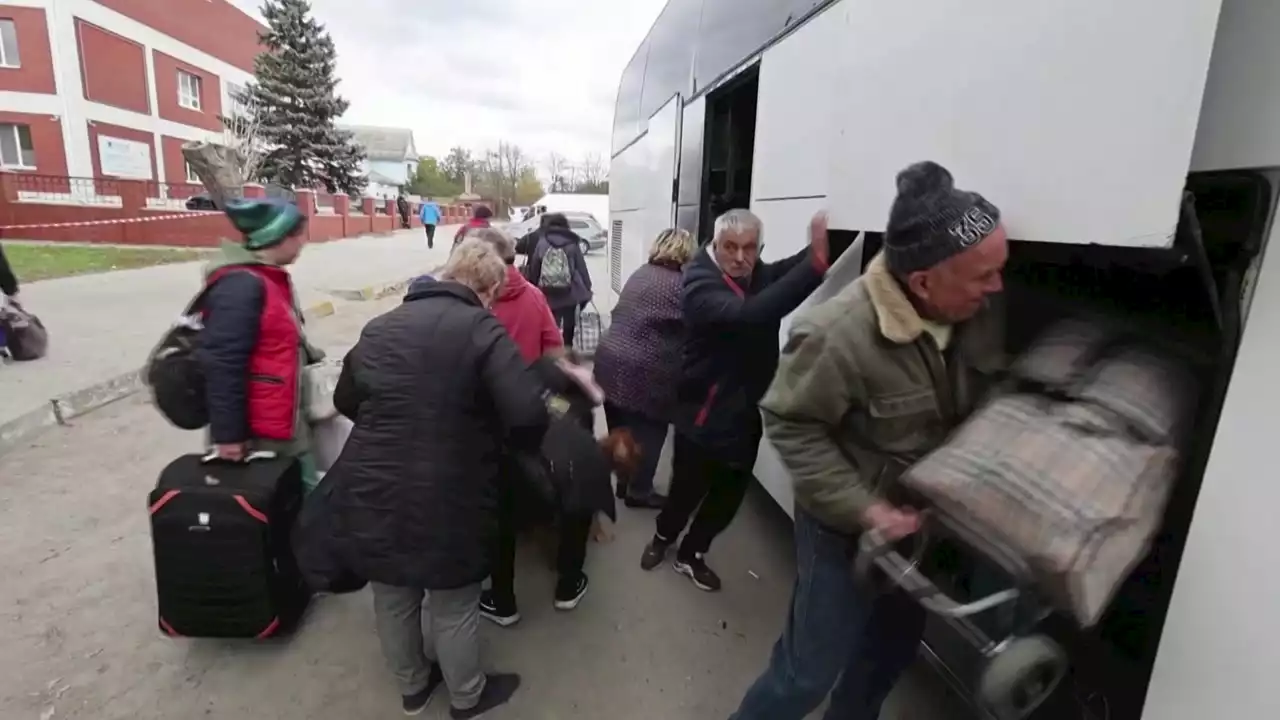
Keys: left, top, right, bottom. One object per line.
{"left": 197, "top": 197, "right": 326, "bottom": 491}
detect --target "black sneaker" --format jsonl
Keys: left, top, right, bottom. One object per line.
{"left": 673, "top": 553, "right": 722, "bottom": 592}
{"left": 640, "top": 536, "right": 672, "bottom": 571}
{"left": 479, "top": 590, "right": 520, "bottom": 627}
{"left": 402, "top": 664, "right": 445, "bottom": 716}
{"left": 554, "top": 573, "right": 589, "bottom": 611}
{"left": 450, "top": 673, "right": 522, "bottom": 719}
{"left": 624, "top": 492, "right": 667, "bottom": 510}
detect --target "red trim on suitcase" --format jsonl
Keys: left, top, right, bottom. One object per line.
{"left": 256, "top": 617, "right": 281, "bottom": 639}
{"left": 694, "top": 383, "right": 720, "bottom": 427}
{"left": 232, "top": 495, "right": 269, "bottom": 523}
{"left": 159, "top": 617, "right": 182, "bottom": 637}
{"left": 149, "top": 489, "right": 181, "bottom": 514}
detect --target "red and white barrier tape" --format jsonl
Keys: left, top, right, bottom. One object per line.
{"left": 0, "top": 211, "right": 219, "bottom": 231}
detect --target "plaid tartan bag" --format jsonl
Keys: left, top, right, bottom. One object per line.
{"left": 900, "top": 320, "right": 1197, "bottom": 626}
{"left": 573, "top": 302, "right": 605, "bottom": 358}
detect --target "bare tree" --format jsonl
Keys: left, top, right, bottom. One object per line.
{"left": 474, "top": 141, "right": 538, "bottom": 215}
{"left": 577, "top": 152, "right": 606, "bottom": 190}
{"left": 545, "top": 151, "right": 570, "bottom": 192}
{"left": 180, "top": 86, "right": 265, "bottom": 209}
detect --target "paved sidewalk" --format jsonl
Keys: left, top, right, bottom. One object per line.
{"left": 0, "top": 226, "right": 456, "bottom": 448}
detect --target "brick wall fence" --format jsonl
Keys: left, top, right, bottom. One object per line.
{"left": 0, "top": 173, "right": 484, "bottom": 247}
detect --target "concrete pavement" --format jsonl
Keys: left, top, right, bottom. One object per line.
{"left": 0, "top": 226, "right": 457, "bottom": 454}
{"left": 0, "top": 291, "right": 968, "bottom": 720}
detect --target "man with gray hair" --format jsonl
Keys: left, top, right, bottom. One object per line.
{"left": 641, "top": 208, "right": 830, "bottom": 591}
{"left": 730, "top": 161, "right": 1008, "bottom": 720}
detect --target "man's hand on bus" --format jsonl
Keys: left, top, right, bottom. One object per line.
{"left": 862, "top": 502, "right": 921, "bottom": 541}
{"left": 809, "top": 211, "right": 831, "bottom": 271}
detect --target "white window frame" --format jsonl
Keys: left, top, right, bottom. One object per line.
{"left": 185, "top": 161, "right": 199, "bottom": 183}
{"left": 0, "top": 122, "right": 35, "bottom": 169}
{"left": 0, "top": 19, "right": 20, "bottom": 68}
{"left": 177, "top": 70, "right": 202, "bottom": 111}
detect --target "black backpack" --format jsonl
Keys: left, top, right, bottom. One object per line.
{"left": 144, "top": 273, "right": 241, "bottom": 430}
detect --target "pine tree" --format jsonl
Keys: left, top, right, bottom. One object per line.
{"left": 244, "top": 0, "right": 366, "bottom": 196}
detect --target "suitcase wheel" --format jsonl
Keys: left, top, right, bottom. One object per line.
{"left": 976, "top": 634, "right": 1067, "bottom": 720}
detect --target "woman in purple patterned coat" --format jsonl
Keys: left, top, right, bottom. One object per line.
{"left": 593, "top": 228, "right": 697, "bottom": 509}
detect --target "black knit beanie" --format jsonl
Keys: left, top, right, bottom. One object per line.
{"left": 883, "top": 161, "right": 1001, "bottom": 275}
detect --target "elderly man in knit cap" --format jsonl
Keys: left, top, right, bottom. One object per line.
{"left": 730, "top": 161, "right": 1008, "bottom": 720}
{"left": 197, "top": 197, "right": 326, "bottom": 491}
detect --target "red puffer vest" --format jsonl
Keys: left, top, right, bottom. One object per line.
{"left": 207, "top": 264, "right": 301, "bottom": 440}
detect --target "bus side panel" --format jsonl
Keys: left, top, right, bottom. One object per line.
{"left": 1140, "top": 185, "right": 1280, "bottom": 719}
{"left": 676, "top": 96, "right": 706, "bottom": 236}
{"left": 608, "top": 140, "right": 649, "bottom": 303}
{"left": 748, "top": 3, "right": 848, "bottom": 514}
{"left": 642, "top": 96, "right": 682, "bottom": 268}
{"left": 825, "top": 0, "right": 1224, "bottom": 247}
{"left": 1191, "top": 0, "right": 1280, "bottom": 171}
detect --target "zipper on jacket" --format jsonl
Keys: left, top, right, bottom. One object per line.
{"left": 694, "top": 383, "right": 720, "bottom": 427}
{"left": 914, "top": 337, "right": 958, "bottom": 425}
{"left": 250, "top": 373, "right": 286, "bottom": 385}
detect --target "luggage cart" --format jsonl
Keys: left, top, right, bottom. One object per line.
{"left": 854, "top": 511, "right": 1069, "bottom": 720}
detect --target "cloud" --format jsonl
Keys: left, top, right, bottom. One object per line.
{"left": 228, "top": 0, "right": 667, "bottom": 167}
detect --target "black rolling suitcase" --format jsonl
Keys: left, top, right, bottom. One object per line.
{"left": 148, "top": 452, "right": 310, "bottom": 639}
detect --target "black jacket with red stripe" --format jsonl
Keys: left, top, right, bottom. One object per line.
{"left": 674, "top": 244, "right": 824, "bottom": 468}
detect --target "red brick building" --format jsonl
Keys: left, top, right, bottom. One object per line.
{"left": 0, "top": 0, "right": 263, "bottom": 189}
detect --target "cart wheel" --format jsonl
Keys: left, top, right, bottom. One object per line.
{"left": 976, "top": 634, "right": 1067, "bottom": 720}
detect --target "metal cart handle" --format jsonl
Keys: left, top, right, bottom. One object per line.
{"left": 854, "top": 525, "right": 1021, "bottom": 620}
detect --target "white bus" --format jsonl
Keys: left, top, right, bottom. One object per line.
{"left": 607, "top": 1, "right": 1279, "bottom": 719}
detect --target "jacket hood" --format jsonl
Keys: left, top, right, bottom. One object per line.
{"left": 406, "top": 273, "right": 437, "bottom": 296}
{"left": 204, "top": 240, "right": 268, "bottom": 277}
{"left": 543, "top": 227, "right": 578, "bottom": 247}
{"left": 404, "top": 279, "right": 482, "bottom": 307}
{"left": 498, "top": 264, "right": 532, "bottom": 301}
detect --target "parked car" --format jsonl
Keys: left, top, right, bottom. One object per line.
{"left": 505, "top": 211, "right": 608, "bottom": 254}
{"left": 185, "top": 185, "right": 297, "bottom": 212}
{"left": 185, "top": 193, "right": 217, "bottom": 211}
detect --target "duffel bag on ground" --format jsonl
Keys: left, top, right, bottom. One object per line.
{"left": 899, "top": 319, "right": 1198, "bottom": 626}
{"left": 148, "top": 451, "right": 310, "bottom": 639}
{"left": 0, "top": 296, "right": 48, "bottom": 361}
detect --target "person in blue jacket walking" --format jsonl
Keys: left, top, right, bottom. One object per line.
{"left": 420, "top": 200, "right": 442, "bottom": 249}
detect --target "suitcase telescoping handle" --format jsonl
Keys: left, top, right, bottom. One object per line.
{"left": 200, "top": 449, "right": 278, "bottom": 464}
{"left": 853, "top": 513, "right": 1022, "bottom": 620}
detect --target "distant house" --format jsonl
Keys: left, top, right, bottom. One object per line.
{"left": 342, "top": 124, "right": 418, "bottom": 198}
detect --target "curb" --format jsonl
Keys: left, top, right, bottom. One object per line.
{"left": 0, "top": 277, "right": 409, "bottom": 457}
{"left": 327, "top": 278, "right": 411, "bottom": 302}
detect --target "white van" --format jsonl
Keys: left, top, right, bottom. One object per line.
{"left": 607, "top": 1, "right": 1279, "bottom": 718}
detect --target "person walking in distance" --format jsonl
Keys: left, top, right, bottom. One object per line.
{"left": 526, "top": 213, "right": 592, "bottom": 345}
{"left": 730, "top": 161, "right": 1009, "bottom": 720}
{"left": 453, "top": 205, "right": 493, "bottom": 247}
{"left": 593, "top": 227, "right": 698, "bottom": 508}
{"left": 397, "top": 193, "right": 411, "bottom": 230}
{"left": 197, "top": 198, "right": 327, "bottom": 491}
{"left": 325, "top": 239, "right": 548, "bottom": 717}
{"left": 0, "top": 238, "right": 19, "bottom": 306}
{"left": 640, "top": 209, "right": 829, "bottom": 591}
{"left": 419, "top": 199, "right": 441, "bottom": 249}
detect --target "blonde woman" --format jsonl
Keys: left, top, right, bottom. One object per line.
{"left": 326, "top": 238, "right": 546, "bottom": 717}
{"left": 592, "top": 227, "right": 697, "bottom": 508}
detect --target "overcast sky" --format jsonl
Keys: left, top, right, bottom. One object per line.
{"left": 227, "top": 0, "right": 667, "bottom": 166}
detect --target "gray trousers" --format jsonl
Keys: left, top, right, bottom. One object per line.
{"left": 371, "top": 582, "right": 486, "bottom": 709}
